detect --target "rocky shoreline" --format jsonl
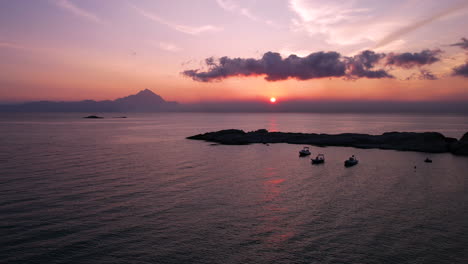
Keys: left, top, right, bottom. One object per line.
{"left": 187, "top": 129, "right": 468, "bottom": 156}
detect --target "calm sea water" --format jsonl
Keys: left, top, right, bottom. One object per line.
{"left": 1, "top": 113, "right": 467, "bottom": 264}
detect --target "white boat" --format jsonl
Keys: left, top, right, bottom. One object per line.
{"left": 299, "top": 147, "right": 311, "bottom": 156}
{"left": 344, "top": 155, "right": 358, "bottom": 167}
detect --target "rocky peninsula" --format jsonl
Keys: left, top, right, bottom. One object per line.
{"left": 187, "top": 129, "right": 468, "bottom": 156}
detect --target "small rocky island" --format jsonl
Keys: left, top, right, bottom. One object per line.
{"left": 83, "top": 115, "right": 104, "bottom": 119}
{"left": 187, "top": 129, "right": 468, "bottom": 156}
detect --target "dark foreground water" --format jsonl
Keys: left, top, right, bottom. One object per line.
{"left": 1, "top": 113, "right": 467, "bottom": 264}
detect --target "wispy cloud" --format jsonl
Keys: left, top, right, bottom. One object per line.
{"left": 289, "top": 0, "right": 370, "bottom": 26}
{"left": 132, "top": 5, "right": 222, "bottom": 35}
{"left": 159, "top": 42, "right": 181, "bottom": 52}
{"left": 216, "top": 0, "right": 275, "bottom": 26}
{"left": 53, "top": 0, "right": 103, "bottom": 23}
{"left": 288, "top": 0, "right": 396, "bottom": 46}
{"left": 289, "top": 0, "right": 468, "bottom": 50}
{"left": 418, "top": 69, "right": 438, "bottom": 80}
{"left": 374, "top": 1, "right": 468, "bottom": 49}
{"left": 0, "top": 42, "right": 27, "bottom": 50}
{"left": 216, "top": 0, "right": 237, "bottom": 12}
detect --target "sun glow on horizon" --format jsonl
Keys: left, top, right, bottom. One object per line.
{"left": 270, "top": 97, "right": 277, "bottom": 103}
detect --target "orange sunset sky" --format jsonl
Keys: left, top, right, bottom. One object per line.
{"left": 1, "top": 0, "right": 468, "bottom": 103}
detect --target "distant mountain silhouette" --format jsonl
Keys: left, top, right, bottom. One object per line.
{"left": 115, "top": 89, "right": 171, "bottom": 112}
{"left": 0, "top": 89, "right": 178, "bottom": 112}
{"left": 117, "top": 89, "right": 165, "bottom": 104}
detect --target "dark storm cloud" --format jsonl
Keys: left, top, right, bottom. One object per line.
{"left": 386, "top": 49, "right": 442, "bottom": 68}
{"left": 450, "top": 37, "right": 468, "bottom": 50}
{"left": 453, "top": 62, "right": 468, "bottom": 77}
{"left": 182, "top": 51, "right": 395, "bottom": 82}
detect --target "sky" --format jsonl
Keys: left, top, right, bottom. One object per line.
{"left": 0, "top": 0, "right": 467, "bottom": 103}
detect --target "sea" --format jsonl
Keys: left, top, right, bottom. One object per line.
{"left": 1, "top": 112, "right": 467, "bottom": 264}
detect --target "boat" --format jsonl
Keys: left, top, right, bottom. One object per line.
{"left": 344, "top": 155, "right": 358, "bottom": 167}
{"left": 311, "top": 154, "right": 325, "bottom": 164}
{"left": 424, "top": 158, "right": 432, "bottom": 163}
{"left": 299, "top": 147, "right": 311, "bottom": 156}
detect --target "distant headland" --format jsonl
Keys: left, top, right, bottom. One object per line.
{"left": 188, "top": 129, "right": 468, "bottom": 156}
{"left": 0, "top": 89, "right": 178, "bottom": 112}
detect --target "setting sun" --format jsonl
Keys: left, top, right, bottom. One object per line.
{"left": 270, "top": 97, "right": 277, "bottom": 103}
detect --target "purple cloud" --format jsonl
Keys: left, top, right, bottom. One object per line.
{"left": 346, "top": 50, "right": 393, "bottom": 79}
{"left": 386, "top": 49, "right": 442, "bottom": 68}
{"left": 453, "top": 62, "right": 468, "bottom": 77}
{"left": 450, "top": 37, "right": 468, "bottom": 50}
{"left": 183, "top": 48, "right": 450, "bottom": 82}
{"left": 182, "top": 51, "right": 395, "bottom": 82}
{"left": 418, "top": 69, "right": 438, "bottom": 80}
